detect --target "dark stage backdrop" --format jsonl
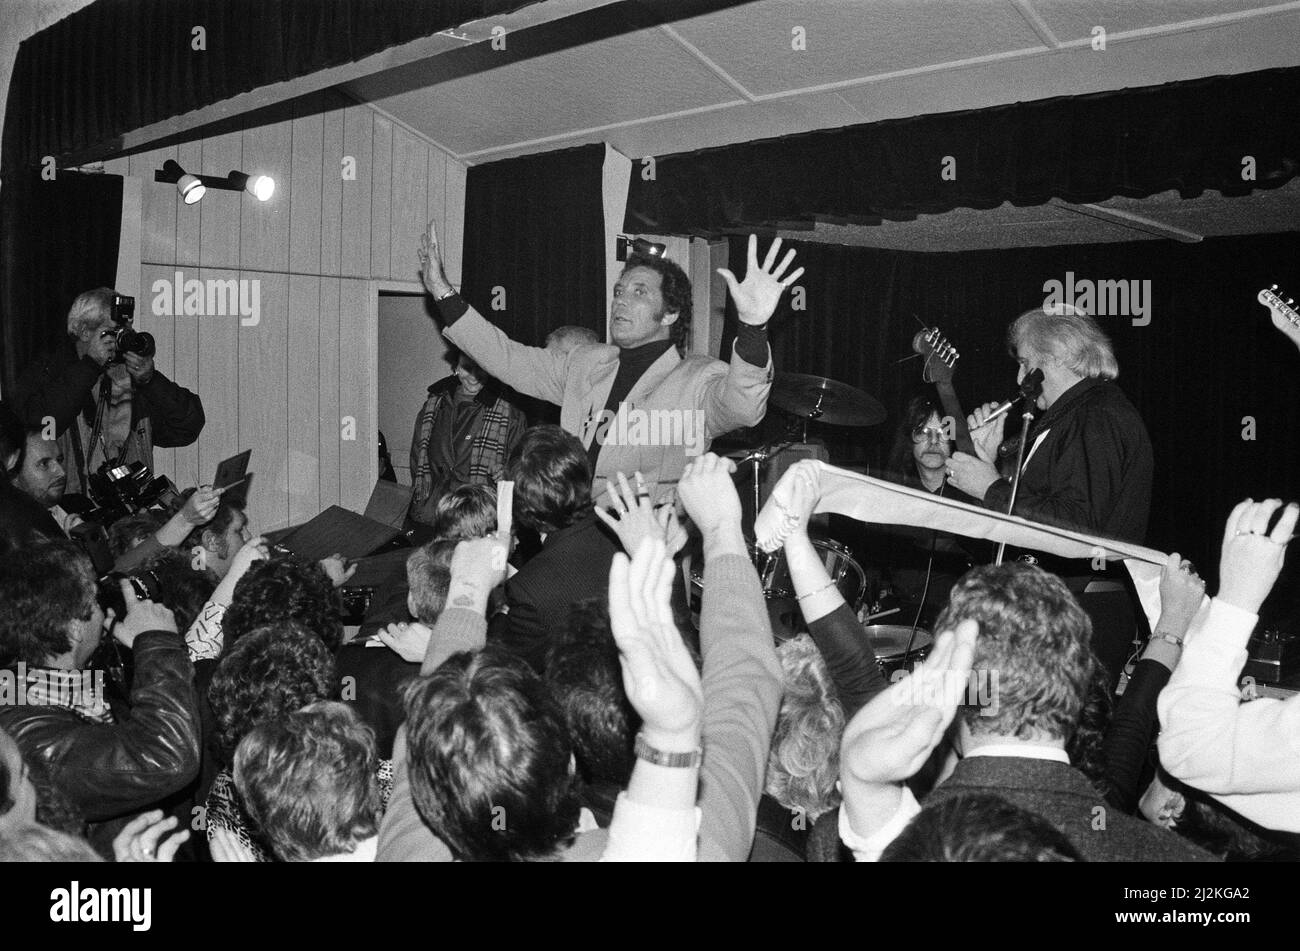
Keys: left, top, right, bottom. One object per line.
{"left": 0, "top": 170, "right": 123, "bottom": 398}
{"left": 460, "top": 144, "right": 608, "bottom": 347}
{"left": 723, "top": 231, "right": 1300, "bottom": 618}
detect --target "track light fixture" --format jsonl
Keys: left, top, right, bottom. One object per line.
{"left": 615, "top": 235, "right": 668, "bottom": 262}
{"left": 155, "top": 160, "right": 276, "bottom": 204}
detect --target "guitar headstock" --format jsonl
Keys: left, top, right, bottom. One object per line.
{"left": 1259, "top": 285, "right": 1300, "bottom": 353}
{"left": 912, "top": 327, "right": 960, "bottom": 384}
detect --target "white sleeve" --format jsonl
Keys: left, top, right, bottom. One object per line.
{"left": 185, "top": 598, "right": 228, "bottom": 662}
{"left": 1158, "top": 597, "right": 1300, "bottom": 832}
{"left": 838, "top": 787, "right": 922, "bottom": 862}
{"left": 600, "top": 793, "right": 701, "bottom": 863}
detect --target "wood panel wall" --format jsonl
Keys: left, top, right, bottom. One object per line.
{"left": 104, "top": 92, "right": 466, "bottom": 533}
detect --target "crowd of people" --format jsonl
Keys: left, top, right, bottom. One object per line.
{"left": 1, "top": 228, "right": 1297, "bottom": 863}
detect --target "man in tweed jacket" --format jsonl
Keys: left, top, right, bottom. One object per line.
{"left": 416, "top": 226, "right": 802, "bottom": 502}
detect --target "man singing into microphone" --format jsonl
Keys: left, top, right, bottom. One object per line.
{"left": 945, "top": 305, "right": 1153, "bottom": 686}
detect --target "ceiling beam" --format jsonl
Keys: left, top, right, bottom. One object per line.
{"left": 1049, "top": 199, "right": 1203, "bottom": 243}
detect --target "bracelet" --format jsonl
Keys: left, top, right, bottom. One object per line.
{"left": 634, "top": 734, "right": 702, "bottom": 769}
{"left": 435, "top": 288, "right": 459, "bottom": 301}
{"left": 1151, "top": 632, "right": 1184, "bottom": 648}
{"left": 796, "top": 580, "right": 838, "bottom": 602}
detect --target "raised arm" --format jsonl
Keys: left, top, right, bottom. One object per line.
{"left": 701, "top": 236, "right": 801, "bottom": 436}
{"left": 678, "top": 453, "right": 783, "bottom": 861}
{"left": 417, "top": 218, "right": 572, "bottom": 405}
{"left": 1103, "top": 552, "right": 1204, "bottom": 812}
{"left": 779, "top": 463, "right": 887, "bottom": 717}
{"left": 1158, "top": 499, "right": 1300, "bottom": 832}
{"left": 377, "top": 536, "right": 506, "bottom": 862}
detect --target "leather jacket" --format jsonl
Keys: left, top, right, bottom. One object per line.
{"left": 0, "top": 630, "right": 201, "bottom": 838}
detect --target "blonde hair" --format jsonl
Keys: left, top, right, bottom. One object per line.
{"left": 1007, "top": 306, "right": 1118, "bottom": 381}
{"left": 764, "top": 634, "right": 844, "bottom": 820}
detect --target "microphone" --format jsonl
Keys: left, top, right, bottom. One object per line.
{"left": 969, "top": 369, "right": 1044, "bottom": 431}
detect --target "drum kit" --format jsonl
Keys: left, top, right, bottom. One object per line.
{"left": 691, "top": 371, "right": 933, "bottom": 677}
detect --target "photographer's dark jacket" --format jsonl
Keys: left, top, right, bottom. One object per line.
{"left": 0, "top": 630, "right": 201, "bottom": 856}
{"left": 13, "top": 344, "right": 205, "bottom": 496}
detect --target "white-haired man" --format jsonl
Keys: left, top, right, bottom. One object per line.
{"left": 14, "top": 287, "right": 204, "bottom": 498}
{"left": 946, "top": 306, "right": 1153, "bottom": 687}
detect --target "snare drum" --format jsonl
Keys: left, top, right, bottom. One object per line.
{"left": 861, "top": 625, "right": 933, "bottom": 679}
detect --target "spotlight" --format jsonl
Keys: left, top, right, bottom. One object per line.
{"left": 616, "top": 235, "right": 668, "bottom": 262}
{"left": 229, "top": 171, "right": 275, "bottom": 201}
{"left": 157, "top": 159, "right": 206, "bottom": 204}
{"left": 154, "top": 161, "right": 277, "bottom": 203}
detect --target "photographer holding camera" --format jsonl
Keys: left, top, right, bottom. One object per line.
{"left": 13, "top": 287, "right": 205, "bottom": 499}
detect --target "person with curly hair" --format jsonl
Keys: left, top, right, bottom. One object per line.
{"left": 233, "top": 701, "right": 381, "bottom": 862}
{"left": 221, "top": 554, "right": 343, "bottom": 653}
{"left": 754, "top": 634, "right": 846, "bottom": 861}
{"left": 203, "top": 623, "right": 341, "bottom": 862}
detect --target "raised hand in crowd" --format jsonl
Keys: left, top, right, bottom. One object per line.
{"left": 109, "top": 580, "right": 178, "bottom": 648}
{"left": 112, "top": 809, "right": 190, "bottom": 863}
{"left": 602, "top": 537, "right": 704, "bottom": 861}
{"left": 378, "top": 621, "right": 435, "bottom": 663}
{"left": 445, "top": 534, "right": 511, "bottom": 616}
{"left": 716, "top": 235, "right": 804, "bottom": 326}
{"left": 609, "top": 538, "right": 703, "bottom": 755}
{"left": 676, "top": 453, "right": 744, "bottom": 555}
{"left": 416, "top": 218, "right": 454, "bottom": 299}
{"left": 318, "top": 553, "right": 357, "bottom": 588}
{"left": 839, "top": 620, "right": 978, "bottom": 846}
{"left": 1216, "top": 498, "right": 1298, "bottom": 614}
{"left": 595, "top": 471, "right": 687, "bottom": 558}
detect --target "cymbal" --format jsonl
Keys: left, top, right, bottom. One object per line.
{"left": 770, "top": 373, "right": 886, "bottom": 427}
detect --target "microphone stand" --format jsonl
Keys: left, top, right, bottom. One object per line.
{"left": 994, "top": 373, "right": 1044, "bottom": 566}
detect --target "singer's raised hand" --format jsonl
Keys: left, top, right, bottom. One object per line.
{"left": 966, "top": 401, "right": 1004, "bottom": 465}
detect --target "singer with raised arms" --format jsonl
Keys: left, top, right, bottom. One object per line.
{"left": 416, "top": 221, "right": 802, "bottom": 501}
{"left": 945, "top": 305, "right": 1154, "bottom": 687}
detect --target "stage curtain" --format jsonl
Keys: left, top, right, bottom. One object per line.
{"left": 0, "top": 0, "right": 534, "bottom": 177}
{"left": 629, "top": 67, "right": 1300, "bottom": 237}
{"left": 721, "top": 231, "right": 1300, "bottom": 602}
{"left": 460, "top": 144, "right": 608, "bottom": 347}
{"left": 0, "top": 170, "right": 122, "bottom": 397}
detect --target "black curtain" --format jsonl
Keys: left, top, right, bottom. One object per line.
{"left": 0, "top": 170, "right": 123, "bottom": 397}
{"left": 724, "top": 231, "right": 1300, "bottom": 619}
{"left": 460, "top": 144, "right": 608, "bottom": 347}
{"left": 629, "top": 67, "right": 1300, "bottom": 237}
{"left": 1, "top": 0, "right": 536, "bottom": 177}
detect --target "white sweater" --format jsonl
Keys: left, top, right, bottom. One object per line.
{"left": 1157, "top": 598, "right": 1300, "bottom": 833}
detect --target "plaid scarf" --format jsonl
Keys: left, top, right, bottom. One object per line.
{"left": 18, "top": 664, "right": 113, "bottom": 724}
{"left": 410, "top": 379, "right": 516, "bottom": 507}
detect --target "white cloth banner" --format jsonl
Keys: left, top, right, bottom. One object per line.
{"left": 754, "top": 461, "right": 1167, "bottom": 630}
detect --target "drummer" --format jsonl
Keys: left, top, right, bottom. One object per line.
{"left": 865, "top": 393, "right": 980, "bottom": 627}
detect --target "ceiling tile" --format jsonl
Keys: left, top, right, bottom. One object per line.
{"left": 669, "top": 0, "right": 1045, "bottom": 97}
{"left": 1030, "top": 0, "right": 1296, "bottom": 42}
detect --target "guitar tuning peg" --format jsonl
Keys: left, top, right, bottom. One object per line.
{"left": 1271, "top": 284, "right": 1279, "bottom": 291}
